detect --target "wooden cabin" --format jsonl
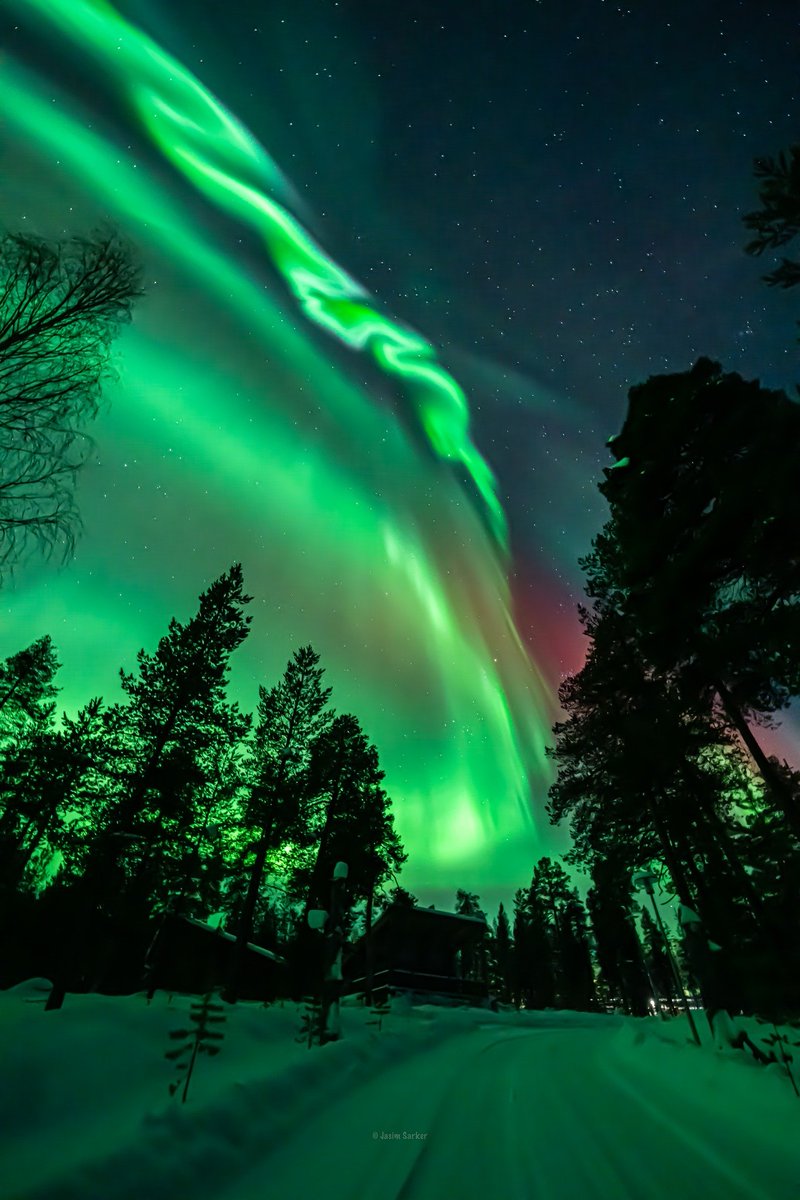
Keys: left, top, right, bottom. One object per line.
{"left": 144, "top": 914, "right": 286, "bottom": 1001}
{"left": 343, "top": 904, "right": 491, "bottom": 1007}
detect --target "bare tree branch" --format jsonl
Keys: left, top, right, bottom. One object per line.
{"left": 0, "top": 228, "right": 143, "bottom": 574}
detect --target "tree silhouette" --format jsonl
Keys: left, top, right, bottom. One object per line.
{"left": 743, "top": 144, "right": 800, "bottom": 294}
{"left": 226, "top": 645, "right": 331, "bottom": 1002}
{"left": 0, "top": 636, "right": 60, "bottom": 742}
{"left": 512, "top": 870, "right": 558, "bottom": 1009}
{"left": 558, "top": 890, "right": 597, "bottom": 1011}
{"left": 454, "top": 889, "right": 490, "bottom": 984}
{"left": 586, "top": 861, "right": 650, "bottom": 1016}
{"left": 300, "top": 714, "right": 397, "bottom": 913}
{"left": 599, "top": 358, "right": 800, "bottom": 835}
{"left": 492, "top": 901, "right": 513, "bottom": 1004}
{"left": 56, "top": 565, "right": 252, "bottom": 991}
{"left": 0, "top": 229, "right": 142, "bottom": 570}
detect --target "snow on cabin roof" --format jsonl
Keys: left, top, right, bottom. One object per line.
{"left": 367, "top": 904, "right": 488, "bottom": 939}
{"left": 419, "top": 906, "right": 488, "bottom": 926}
{"left": 344, "top": 903, "right": 488, "bottom": 967}
{"left": 181, "top": 916, "right": 286, "bottom": 964}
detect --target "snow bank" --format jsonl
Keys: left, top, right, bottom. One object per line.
{"left": 1, "top": 984, "right": 527, "bottom": 1199}
{"left": 3, "top": 984, "right": 799, "bottom": 1200}
{"left": 607, "top": 1012, "right": 799, "bottom": 1166}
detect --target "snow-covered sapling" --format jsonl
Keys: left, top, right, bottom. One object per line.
{"left": 296, "top": 994, "right": 326, "bottom": 1049}
{"left": 756, "top": 1019, "right": 800, "bottom": 1097}
{"left": 366, "top": 992, "right": 391, "bottom": 1033}
{"left": 165, "top": 992, "right": 226, "bottom": 1103}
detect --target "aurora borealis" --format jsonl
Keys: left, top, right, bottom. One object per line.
{"left": 0, "top": 0, "right": 796, "bottom": 904}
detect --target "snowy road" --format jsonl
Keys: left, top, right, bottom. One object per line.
{"left": 221, "top": 1023, "right": 799, "bottom": 1200}
{"left": 8, "top": 998, "right": 799, "bottom": 1200}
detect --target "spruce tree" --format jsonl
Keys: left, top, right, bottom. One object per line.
{"left": 558, "top": 891, "right": 597, "bottom": 1012}
{"left": 586, "top": 861, "right": 650, "bottom": 1015}
{"left": 528, "top": 858, "right": 574, "bottom": 1007}
{"left": 513, "top": 875, "right": 557, "bottom": 1009}
{"left": 511, "top": 888, "right": 531, "bottom": 1008}
{"left": 454, "top": 889, "right": 490, "bottom": 984}
{"left": 492, "top": 902, "right": 513, "bottom": 1004}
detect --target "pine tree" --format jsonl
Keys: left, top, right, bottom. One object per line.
{"left": 292, "top": 714, "right": 405, "bottom": 1001}
{"left": 300, "top": 715, "right": 399, "bottom": 913}
{"left": 161, "top": 702, "right": 251, "bottom": 920}
{"left": 0, "top": 636, "right": 60, "bottom": 746}
{"left": 528, "top": 858, "right": 574, "bottom": 1008}
{"left": 226, "top": 645, "right": 331, "bottom": 1002}
{"left": 511, "top": 889, "right": 530, "bottom": 1008}
{"left": 0, "top": 697, "right": 106, "bottom": 895}
{"left": 743, "top": 143, "right": 800, "bottom": 297}
{"left": 599, "top": 359, "right": 800, "bottom": 836}
{"left": 60, "top": 566, "right": 252, "bottom": 989}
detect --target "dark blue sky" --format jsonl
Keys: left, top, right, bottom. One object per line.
{"left": 151, "top": 0, "right": 798, "bottom": 590}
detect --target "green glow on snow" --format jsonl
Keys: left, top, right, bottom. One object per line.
{"left": 0, "top": 0, "right": 557, "bottom": 892}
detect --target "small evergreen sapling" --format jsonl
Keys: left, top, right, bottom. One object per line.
{"left": 755, "top": 1017, "right": 800, "bottom": 1097}
{"left": 165, "top": 992, "right": 226, "bottom": 1103}
{"left": 366, "top": 992, "right": 391, "bottom": 1033}
{"left": 296, "top": 994, "right": 326, "bottom": 1049}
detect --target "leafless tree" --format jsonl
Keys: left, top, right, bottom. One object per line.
{"left": 0, "top": 228, "right": 143, "bottom": 572}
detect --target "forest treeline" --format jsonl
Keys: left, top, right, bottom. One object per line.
{"left": 2, "top": 147, "right": 800, "bottom": 1022}
{"left": 0, "top": 581, "right": 409, "bottom": 1002}
{"left": 0, "top": 599, "right": 689, "bottom": 1020}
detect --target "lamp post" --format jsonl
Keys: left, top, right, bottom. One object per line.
{"left": 632, "top": 869, "right": 701, "bottom": 1047}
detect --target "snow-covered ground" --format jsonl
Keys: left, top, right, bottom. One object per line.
{"left": 2, "top": 980, "right": 799, "bottom": 1199}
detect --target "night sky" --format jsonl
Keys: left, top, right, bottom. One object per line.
{"left": 1, "top": 0, "right": 797, "bottom": 909}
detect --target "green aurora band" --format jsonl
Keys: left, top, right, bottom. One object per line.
{"left": 0, "top": 0, "right": 559, "bottom": 894}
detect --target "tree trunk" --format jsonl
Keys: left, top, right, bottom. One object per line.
{"left": 715, "top": 678, "right": 800, "bottom": 837}
{"left": 0, "top": 667, "right": 29, "bottom": 714}
{"left": 302, "top": 766, "right": 344, "bottom": 923}
{"left": 225, "top": 821, "right": 273, "bottom": 1003}
{"left": 4, "top": 815, "right": 52, "bottom": 890}
{"left": 646, "top": 793, "right": 695, "bottom": 907}
{"left": 364, "top": 882, "right": 375, "bottom": 1006}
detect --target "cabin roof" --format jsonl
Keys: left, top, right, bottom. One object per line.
{"left": 345, "top": 903, "right": 487, "bottom": 968}
{"left": 180, "top": 916, "right": 286, "bottom": 964}
{"left": 370, "top": 904, "right": 487, "bottom": 935}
